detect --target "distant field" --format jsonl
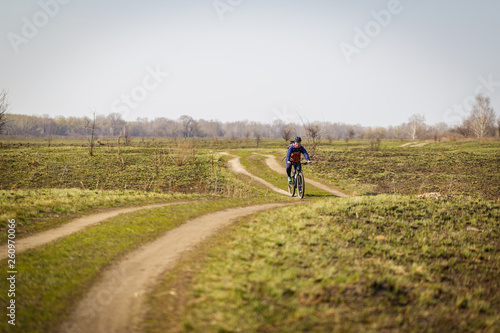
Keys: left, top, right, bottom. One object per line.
{"left": 0, "top": 139, "right": 233, "bottom": 193}
{"left": 0, "top": 138, "right": 282, "bottom": 241}
{"left": 308, "top": 140, "right": 500, "bottom": 200}
{"left": 0, "top": 136, "right": 286, "bottom": 150}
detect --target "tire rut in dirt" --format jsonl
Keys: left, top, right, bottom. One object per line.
{"left": 60, "top": 203, "right": 291, "bottom": 333}
{"left": 0, "top": 202, "right": 189, "bottom": 260}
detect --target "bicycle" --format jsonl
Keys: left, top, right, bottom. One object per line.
{"left": 288, "top": 160, "right": 306, "bottom": 199}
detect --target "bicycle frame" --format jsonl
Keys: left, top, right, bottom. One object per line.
{"left": 288, "top": 161, "right": 306, "bottom": 198}
{"left": 290, "top": 162, "right": 302, "bottom": 179}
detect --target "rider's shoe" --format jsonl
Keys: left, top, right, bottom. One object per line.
{"left": 288, "top": 177, "right": 292, "bottom": 183}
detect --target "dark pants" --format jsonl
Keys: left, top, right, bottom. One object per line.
{"left": 286, "top": 162, "right": 301, "bottom": 178}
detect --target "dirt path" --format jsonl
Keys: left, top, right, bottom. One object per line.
{"left": 222, "top": 153, "right": 290, "bottom": 196}
{"left": 260, "top": 154, "right": 350, "bottom": 198}
{"left": 411, "top": 142, "right": 430, "bottom": 147}
{"left": 0, "top": 202, "right": 187, "bottom": 260}
{"left": 60, "top": 203, "right": 290, "bottom": 333}
{"left": 399, "top": 142, "right": 430, "bottom": 147}
{"left": 399, "top": 141, "right": 418, "bottom": 147}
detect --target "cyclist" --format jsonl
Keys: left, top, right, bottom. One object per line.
{"left": 286, "top": 136, "right": 311, "bottom": 183}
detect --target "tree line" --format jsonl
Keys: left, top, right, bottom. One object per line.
{"left": 0, "top": 90, "right": 498, "bottom": 141}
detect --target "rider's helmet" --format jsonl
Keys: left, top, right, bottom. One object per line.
{"left": 294, "top": 136, "right": 302, "bottom": 143}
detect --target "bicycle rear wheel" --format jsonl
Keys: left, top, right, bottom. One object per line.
{"left": 297, "top": 171, "right": 305, "bottom": 198}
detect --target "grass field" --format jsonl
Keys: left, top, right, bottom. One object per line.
{"left": 0, "top": 197, "right": 288, "bottom": 333}
{"left": 144, "top": 195, "right": 500, "bottom": 332}
{"left": 0, "top": 139, "right": 238, "bottom": 193}
{"left": 142, "top": 139, "right": 499, "bottom": 332}
{"left": 0, "top": 138, "right": 498, "bottom": 332}
{"left": 0, "top": 189, "right": 202, "bottom": 243}
{"left": 234, "top": 151, "right": 332, "bottom": 198}
{"left": 308, "top": 140, "right": 500, "bottom": 200}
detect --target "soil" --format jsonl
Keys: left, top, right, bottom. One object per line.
{"left": 26, "top": 151, "right": 348, "bottom": 332}
{"left": 399, "top": 142, "right": 430, "bottom": 147}
{"left": 259, "top": 154, "right": 350, "bottom": 198}
{"left": 399, "top": 142, "right": 418, "bottom": 147}
{"left": 223, "top": 153, "right": 290, "bottom": 196}
{"left": 0, "top": 202, "right": 187, "bottom": 260}
{"left": 59, "top": 203, "right": 290, "bottom": 333}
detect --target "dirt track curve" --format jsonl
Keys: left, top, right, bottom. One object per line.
{"left": 60, "top": 203, "right": 290, "bottom": 333}
{"left": 259, "top": 154, "right": 350, "bottom": 198}
{"left": 51, "top": 152, "right": 346, "bottom": 332}
{"left": 0, "top": 202, "right": 188, "bottom": 260}
{"left": 223, "top": 153, "right": 290, "bottom": 196}
{"left": 399, "top": 141, "right": 430, "bottom": 147}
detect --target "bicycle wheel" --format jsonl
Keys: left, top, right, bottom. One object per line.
{"left": 288, "top": 175, "right": 296, "bottom": 197}
{"left": 288, "top": 166, "right": 296, "bottom": 197}
{"left": 297, "top": 171, "right": 305, "bottom": 198}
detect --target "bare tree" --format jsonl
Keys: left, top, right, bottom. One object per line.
{"left": 407, "top": 114, "right": 426, "bottom": 139}
{"left": 255, "top": 132, "right": 261, "bottom": 148}
{"left": 198, "top": 119, "right": 223, "bottom": 137}
{"left": 430, "top": 122, "right": 449, "bottom": 142}
{"left": 497, "top": 116, "right": 500, "bottom": 138}
{"left": 344, "top": 128, "right": 354, "bottom": 142}
{"left": 107, "top": 112, "right": 125, "bottom": 137}
{"left": 281, "top": 126, "right": 293, "bottom": 143}
{"left": 179, "top": 115, "right": 199, "bottom": 137}
{"left": 305, "top": 123, "right": 321, "bottom": 140}
{"left": 0, "top": 89, "right": 10, "bottom": 134}
{"left": 364, "top": 127, "right": 386, "bottom": 151}
{"left": 364, "top": 127, "right": 387, "bottom": 140}
{"left": 468, "top": 94, "right": 496, "bottom": 139}
{"left": 347, "top": 128, "right": 355, "bottom": 141}
{"left": 304, "top": 123, "right": 321, "bottom": 158}
{"left": 123, "top": 125, "right": 131, "bottom": 146}
{"left": 296, "top": 113, "right": 322, "bottom": 157}
{"left": 16, "top": 115, "right": 39, "bottom": 136}
{"left": 151, "top": 117, "right": 169, "bottom": 137}
{"left": 40, "top": 114, "right": 58, "bottom": 146}
{"left": 455, "top": 118, "right": 472, "bottom": 137}
{"left": 84, "top": 109, "right": 98, "bottom": 156}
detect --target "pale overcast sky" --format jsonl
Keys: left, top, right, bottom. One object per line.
{"left": 1, "top": 0, "right": 499, "bottom": 127}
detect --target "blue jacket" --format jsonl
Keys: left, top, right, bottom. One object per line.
{"left": 286, "top": 145, "right": 310, "bottom": 163}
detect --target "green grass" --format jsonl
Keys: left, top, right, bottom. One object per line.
{"left": 144, "top": 195, "right": 500, "bottom": 332}
{"left": 308, "top": 140, "right": 500, "bottom": 199}
{"left": 0, "top": 188, "right": 202, "bottom": 243}
{"left": 1, "top": 138, "right": 498, "bottom": 332}
{"left": 0, "top": 142, "right": 228, "bottom": 193}
{"left": 0, "top": 137, "right": 290, "bottom": 150}
{"left": 0, "top": 145, "right": 283, "bottom": 244}
{"left": 0, "top": 197, "right": 289, "bottom": 333}
{"left": 233, "top": 151, "right": 332, "bottom": 198}
{"left": 4, "top": 139, "right": 496, "bottom": 199}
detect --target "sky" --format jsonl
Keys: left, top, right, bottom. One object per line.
{"left": 1, "top": 0, "right": 499, "bottom": 127}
